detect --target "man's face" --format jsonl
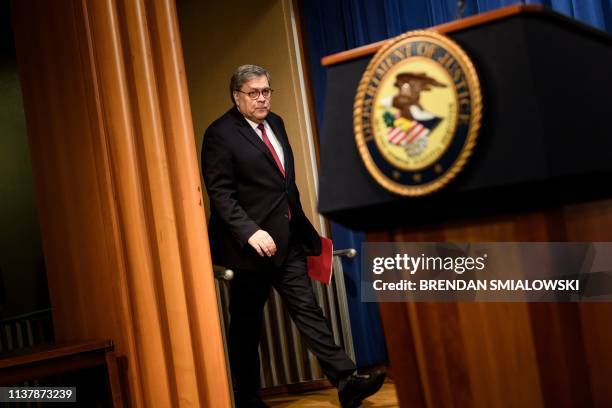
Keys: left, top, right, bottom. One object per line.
{"left": 234, "top": 75, "right": 271, "bottom": 123}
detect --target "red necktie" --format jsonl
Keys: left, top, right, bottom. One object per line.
{"left": 258, "top": 123, "right": 285, "bottom": 176}
{"left": 258, "top": 123, "right": 290, "bottom": 219}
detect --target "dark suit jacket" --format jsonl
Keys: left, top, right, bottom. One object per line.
{"left": 202, "top": 106, "right": 321, "bottom": 269}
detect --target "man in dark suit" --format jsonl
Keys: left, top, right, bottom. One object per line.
{"left": 202, "top": 65, "right": 385, "bottom": 408}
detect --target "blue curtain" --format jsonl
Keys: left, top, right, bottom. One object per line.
{"left": 301, "top": 0, "right": 611, "bottom": 368}
{"left": 303, "top": 0, "right": 611, "bottom": 133}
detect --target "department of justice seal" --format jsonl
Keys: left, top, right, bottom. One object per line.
{"left": 354, "top": 30, "right": 482, "bottom": 196}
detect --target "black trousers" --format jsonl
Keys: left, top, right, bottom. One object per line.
{"left": 227, "top": 238, "right": 356, "bottom": 400}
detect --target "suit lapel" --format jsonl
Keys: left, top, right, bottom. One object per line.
{"left": 230, "top": 108, "right": 286, "bottom": 180}
{"left": 267, "top": 116, "right": 292, "bottom": 185}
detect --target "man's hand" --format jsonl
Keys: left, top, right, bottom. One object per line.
{"left": 248, "top": 230, "right": 277, "bottom": 257}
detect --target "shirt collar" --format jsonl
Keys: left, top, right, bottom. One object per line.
{"left": 243, "top": 116, "right": 267, "bottom": 132}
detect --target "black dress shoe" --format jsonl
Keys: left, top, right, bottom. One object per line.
{"left": 338, "top": 369, "right": 386, "bottom": 408}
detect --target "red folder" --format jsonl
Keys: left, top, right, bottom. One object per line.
{"left": 307, "top": 237, "right": 333, "bottom": 285}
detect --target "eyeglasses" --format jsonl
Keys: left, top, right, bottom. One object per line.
{"left": 237, "top": 88, "right": 273, "bottom": 99}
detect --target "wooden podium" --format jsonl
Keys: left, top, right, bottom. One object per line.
{"left": 319, "top": 5, "right": 612, "bottom": 407}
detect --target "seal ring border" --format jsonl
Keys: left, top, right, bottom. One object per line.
{"left": 354, "top": 30, "right": 483, "bottom": 196}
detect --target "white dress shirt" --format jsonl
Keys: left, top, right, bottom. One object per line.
{"left": 244, "top": 117, "right": 285, "bottom": 170}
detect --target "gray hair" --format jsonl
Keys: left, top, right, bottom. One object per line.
{"left": 229, "top": 64, "right": 271, "bottom": 104}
